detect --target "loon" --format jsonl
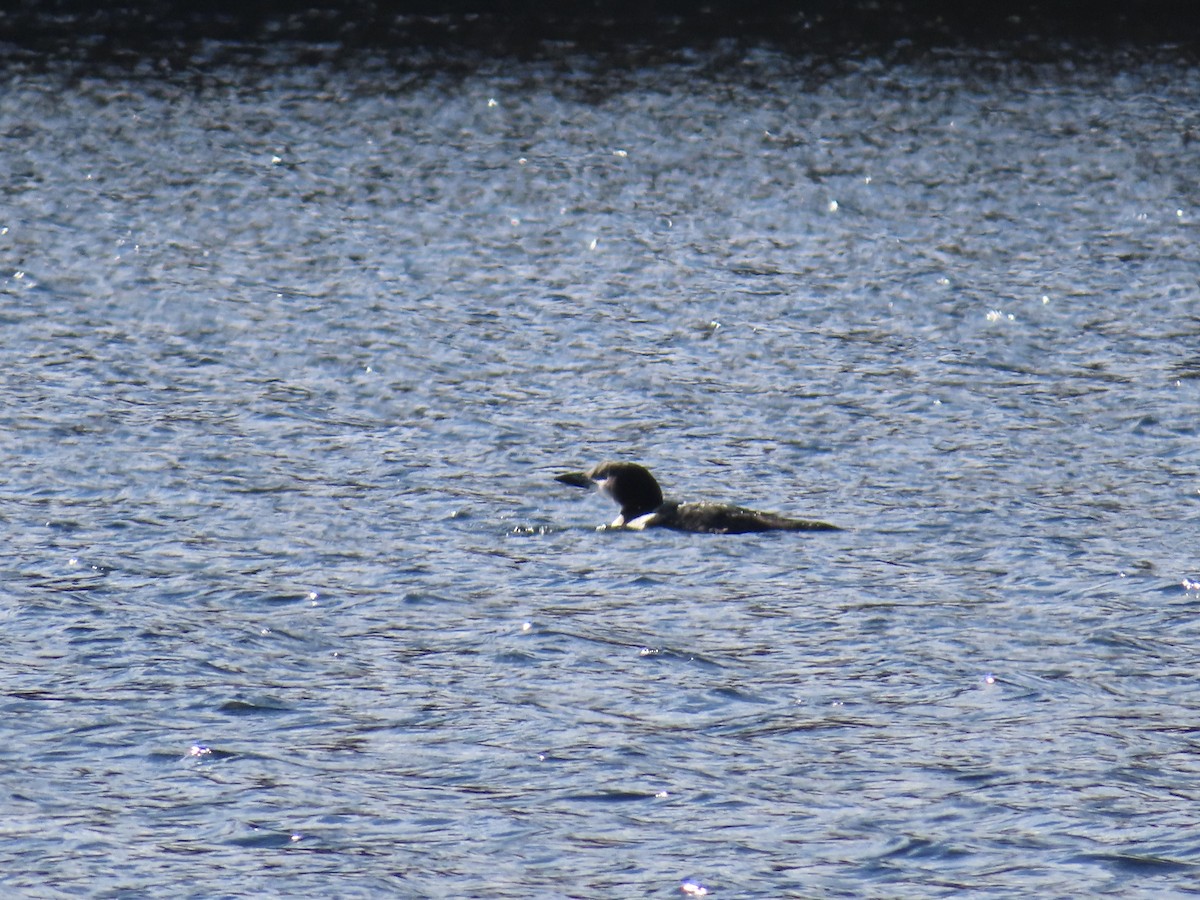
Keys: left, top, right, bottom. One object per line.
{"left": 555, "top": 461, "right": 839, "bottom": 534}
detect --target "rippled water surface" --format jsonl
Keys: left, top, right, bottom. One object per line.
{"left": 3, "top": 34, "right": 1200, "bottom": 897}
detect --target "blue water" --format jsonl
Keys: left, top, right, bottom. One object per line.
{"left": 2, "top": 37, "right": 1200, "bottom": 897}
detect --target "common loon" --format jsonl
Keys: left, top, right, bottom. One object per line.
{"left": 555, "top": 461, "right": 839, "bottom": 534}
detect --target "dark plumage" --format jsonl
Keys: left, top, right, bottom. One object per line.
{"left": 554, "top": 461, "right": 839, "bottom": 534}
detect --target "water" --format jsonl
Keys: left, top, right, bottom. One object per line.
{"left": 2, "top": 30, "right": 1200, "bottom": 898}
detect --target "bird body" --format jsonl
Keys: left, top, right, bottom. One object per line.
{"left": 555, "top": 461, "right": 839, "bottom": 534}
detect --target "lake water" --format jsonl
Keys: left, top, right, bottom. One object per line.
{"left": 2, "top": 25, "right": 1199, "bottom": 898}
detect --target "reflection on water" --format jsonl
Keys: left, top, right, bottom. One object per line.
{"left": 2, "top": 25, "right": 1199, "bottom": 897}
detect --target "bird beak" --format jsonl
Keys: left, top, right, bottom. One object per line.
{"left": 555, "top": 471, "right": 594, "bottom": 489}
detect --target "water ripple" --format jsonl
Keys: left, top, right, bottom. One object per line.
{"left": 2, "top": 37, "right": 1198, "bottom": 899}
